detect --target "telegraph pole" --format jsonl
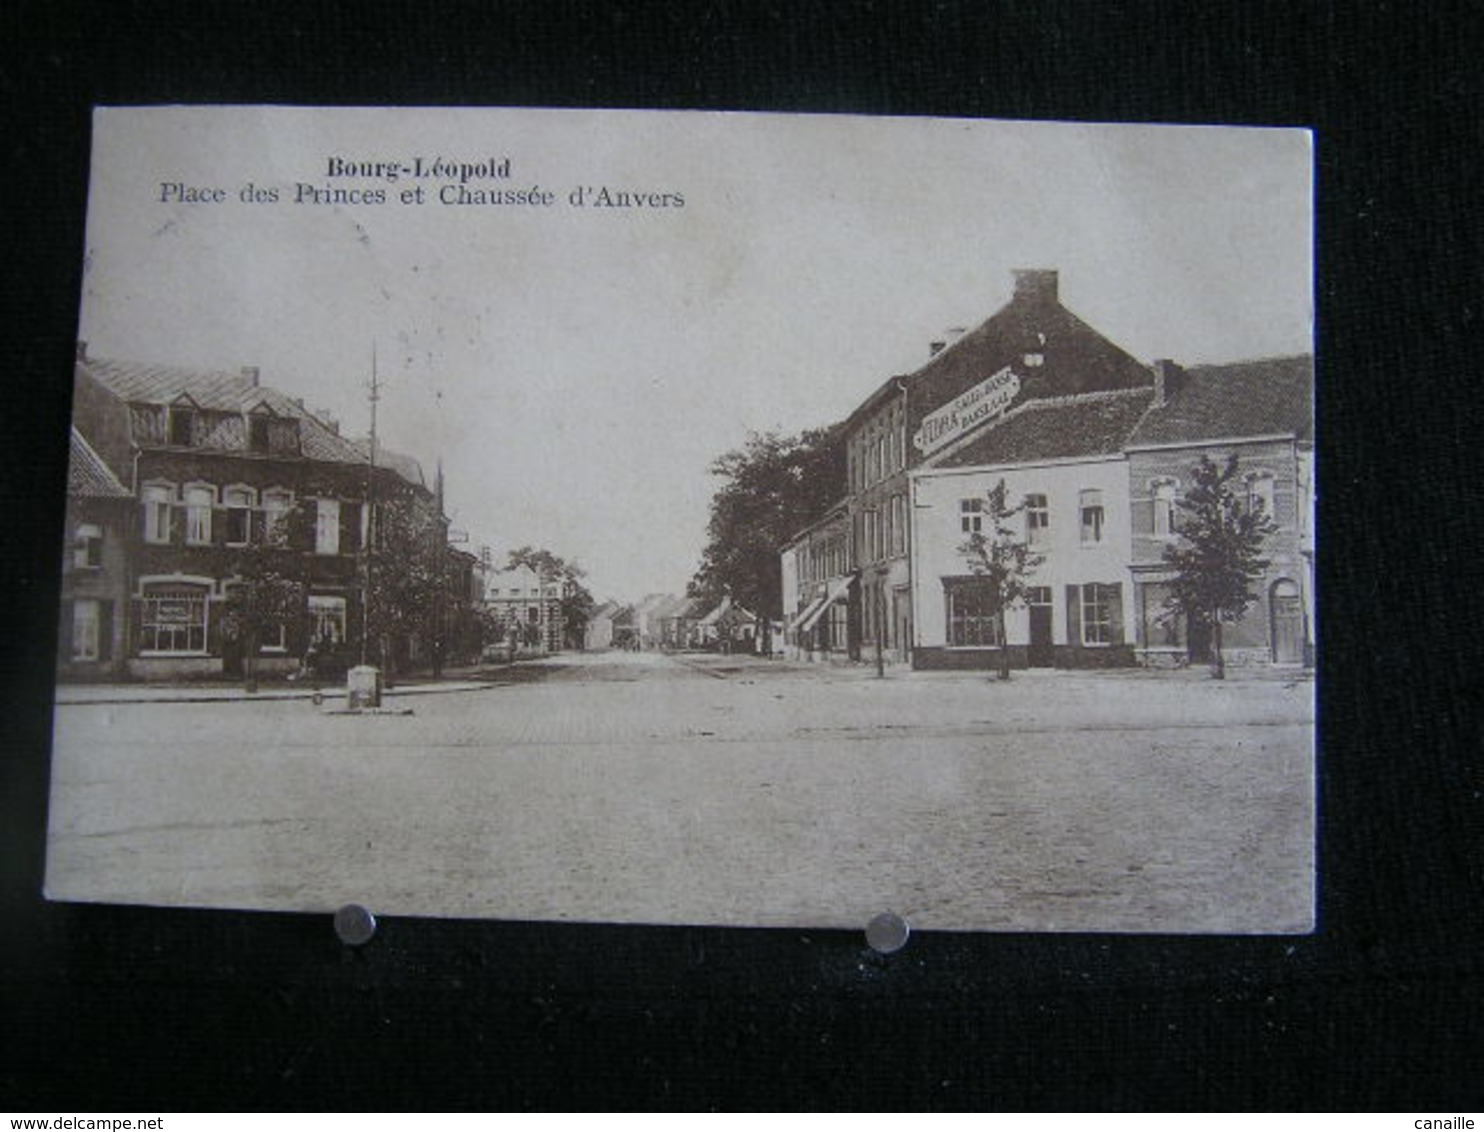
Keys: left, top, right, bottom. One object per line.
{"left": 361, "top": 346, "right": 380, "bottom": 668}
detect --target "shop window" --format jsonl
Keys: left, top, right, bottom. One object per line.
{"left": 224, "top": 487, "right": 255, "bottom": 546}
{"left": 945, "top": 578, "right": 1000, "bottom": 647}
{"left": 73, "top": 523, "right": 104, "bottom": 569}
{"left": 139, "top": 582, "right": 209, "bottom": 654}
{"left": 1079, "top": 582, "right": 1122, "bottom": 646}
{"left": 315, "top": 498, "right": 341, "bottom": 555}
{"left": 960, "top": 497, "right": 984, "bottom": 535}
{"left": 1025, "top": 494, "right": 1049, "bottom": 545}
{"left": 1079, "top": 489, "right": 1104, "bottom": 544}
{"left": 184, "top": 485, "right": 215, "bottom": 545}
{"left": 307, "top": 595, "right": 347, "bottom": 646}
{"left": 142, "top": 483, "right": 173, "bottom": 544}
{"left": 1152, "top": 480, "right": 1179, "bottom": 537}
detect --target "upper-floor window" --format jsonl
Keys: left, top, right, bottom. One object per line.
{"left": 1244, "top": 472, "right": 1276, "bottom": 522}
{"left": 960, "top": 497, "right": 984, "bottom": 535}
{"left": 315, "top": 498, "right": 341, "bottom": 555}
{"left": 891, "top": 493, "right": 906, "bottom": 556}
{"left": 183, "top": 485, "right": 215, "bottom": 545}
{"left": 261, "top": 488, "right": 294, "bottom": 544}
{"left": 1025, "top": 493, "right": 1049, "bottom": 545}
{"left": 73, "top": 523, "right": 104, "bottom": 569}
{"left": 168, "top": 406, "right": 196, "bottom": 446}
{"left": 1079, "top": 489, "right": 1104, "bottom": 544}
{"left": 142, "top": 483, "right": 173, "bottom": 544}
{"left": 1152, "top": 480, "right": 1179, "bottom": 537}
{"left": 249, "top": 414, "right": 272, "bottom": 453}
{"left": 224, "top": 486, "right": 255, "bottom": 546}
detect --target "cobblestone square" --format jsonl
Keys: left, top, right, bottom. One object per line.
{"left": 47, "top": 651, "right": 1314, "bottom": 933}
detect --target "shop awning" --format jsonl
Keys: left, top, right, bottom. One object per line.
{"left": 797, "top": 575, "right": 854, "bottom": 634}
{"left": 788, "top": 592, "right": 830, "bottom": 634}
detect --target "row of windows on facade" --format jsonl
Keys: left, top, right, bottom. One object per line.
{"left": 958, "top": 475, "right": 1278, "bottom": 545}
{"left": 69, "top": 588, "right": 349, "bottom": 660}
{"left": 796, "top": 533, "right": 849, "bottom": 588}
{"left": 944, "top": 581, "right": 1123, "bottom": 648}
{"left": 143, "top": 404, "right": 299, "bottom": 455}
{"left": 137, "top": 483, "right": 362, "bottom": 555}
{"left": 848, "top": 406, "right": 907, "bottom": 493}
{"left": 854, "top": 493, "right": 908, "bottom": 565}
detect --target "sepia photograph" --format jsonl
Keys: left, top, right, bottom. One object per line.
{"left": 48, "top": 106, "right": 1314, "bottom": 933}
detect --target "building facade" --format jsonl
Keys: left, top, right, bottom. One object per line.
{"left": 828, "top": 268, "right": 1156, "bottom": 668}
{"left": 1124, "top": 357, "right": 1315, "bottom": 668}
{"left": 484, "top": 563, "right": 564, "bottom": 653}
{"left": 57, "top": 429, "right": 135, "bottom": 681}
{"left": 65, "top": 349, "right": 455, "bottom": 682}
{"left": 780, "top": 504, "right": 853, "bottom": 662}
{"left": 780, "top": 270, "right": 1314, "bottom": 673}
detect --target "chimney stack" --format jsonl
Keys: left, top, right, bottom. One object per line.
{"left": 241, "top": 366, "right": 259, "bottom": 387}
{"left": 1150, "top": 359, "right": 1185, "bottom": 407}
{"left": 1012, "top": 269, "right": 1059, "bottom": 303}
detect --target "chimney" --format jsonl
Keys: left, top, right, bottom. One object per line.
{"left": 76, "top": 341, "right": 88, "bottom": 361}
{"left": 1150, "top": 359, "right": 1185, "bottom": 407}
{"left": 241, "top": 366, "right": 259, "bottom": 387}
{"left": 1012, "top": 269, "right": 1059, "bottom": 303}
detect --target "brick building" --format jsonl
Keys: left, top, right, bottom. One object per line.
{"left": 65, "top": 348, "right": 455, "bottom": 682}
{"left": 1124, "top": 357, "right": 1314, "bottom": 668}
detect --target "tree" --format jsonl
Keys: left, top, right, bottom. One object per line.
{"left": 690, "top": 427, "right": 843, "bottom": 654}
{"left": 220, "top": 503, "right": 309, "bottom": 693}
{"left": 1160, "top": 453, "right": 1277, "bottom": 679}
{"left": 504, "top": 546, "right": 595, "bottom": 651}
{"left": 367, "top": 492, "right": 448, "bottom": 680}
{"left": 958, "top": 479, "right": 1045, "bottom": 681}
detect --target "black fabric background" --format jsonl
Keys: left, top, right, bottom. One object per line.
{"left": 3, "top": 2, "right": 1480, "bottom": 1111}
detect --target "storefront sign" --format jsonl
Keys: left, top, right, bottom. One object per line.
{"left": 913, "top": 367, "right": 1021, "bottom": 455}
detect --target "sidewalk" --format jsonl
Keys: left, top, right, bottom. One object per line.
{"left": 54, "top": 671, "right": 499, "bottom": 706}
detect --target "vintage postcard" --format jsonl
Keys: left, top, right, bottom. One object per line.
{"left": 49, "top": 107, "right": 1313, "bottom": 932}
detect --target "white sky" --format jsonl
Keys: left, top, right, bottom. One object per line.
{"left": 78, "top": 107, "right": 1312, "bottom": 601}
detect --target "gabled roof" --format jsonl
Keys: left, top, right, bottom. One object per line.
{"left": 846, "top": 275, "right": 1153, "bottom": 432}
{"left": 68, "top": 428, "right": 131, "bottom": 499}
{"left": 81, "top": 355, "right": 369, "bottom": 465}
{"left": 83, "top": 357, "right": 303, "bottom": 416}
{"left": 1126, "top": 356, "right": 1314, "bottom": 448}
{"left": 931, "top": 388, "right": 1154, "bottom": 469}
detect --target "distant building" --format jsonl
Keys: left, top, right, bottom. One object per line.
{"left": 584, "top": 600, "right": 623, "bottom": 650}
{"left": 56, "top": 428, "right": 134, "bottom": 680}
{"left": 484, "top": 563, "right": 563, "bottom": 652}
{"left": 780, "top": 502, "right": 852, "bottom": 662}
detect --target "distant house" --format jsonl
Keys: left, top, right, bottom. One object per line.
{"left": 584, "top": 600, "right": 622, "bottom": 650}
{"left": 484, "top": 563, "right": 563, "bottom": 652}
{"left": 57, "top": 428, "right": 134, "bottom": 681}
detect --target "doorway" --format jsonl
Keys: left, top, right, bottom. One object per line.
{"left": 1027, "top": 586, "right": 1054, "bottom": 666}
{"left": 1270, "top": 579, "right": 1305, "bottom": 664}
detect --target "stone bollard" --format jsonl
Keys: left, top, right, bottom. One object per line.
{"left": 347, "top": 665, "right": 382, "bottom": 710}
